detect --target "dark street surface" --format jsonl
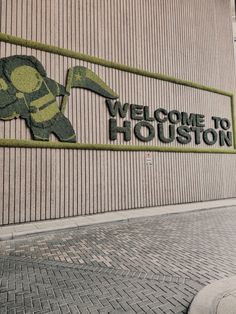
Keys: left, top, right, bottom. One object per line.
{"left": 1, "top": 206, "right": 236, "bottom": 313}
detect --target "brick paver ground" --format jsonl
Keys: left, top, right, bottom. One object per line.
{"left": 1, "top": 206, "right": 236, "bottom": 313}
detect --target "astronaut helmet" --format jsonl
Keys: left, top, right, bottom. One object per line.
{"left": 3, "top": 55, "right": 47, "bottom": 94}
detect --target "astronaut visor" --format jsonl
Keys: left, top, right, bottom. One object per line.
{"left": 10, "top": 65, "right": 43, "bottom": 93}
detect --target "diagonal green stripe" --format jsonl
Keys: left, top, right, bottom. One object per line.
{"left": 0, "top": 32, "right": 233, "bottom": 97}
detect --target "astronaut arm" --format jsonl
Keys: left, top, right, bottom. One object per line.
{"left": 0, "top": 102, "right": 20, "bottom": 120}
{"left": 44, "top": 78, "right": 69, "bottom": 97}
{"left": 0, "top": 99, "right": 29, "bottom": 121}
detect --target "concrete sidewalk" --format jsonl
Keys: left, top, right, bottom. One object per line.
{"left": 1, "top": 198, "right": 236, "bottom": 240}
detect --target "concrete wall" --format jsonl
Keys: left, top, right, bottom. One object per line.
{"left": 232, "top": 0, "right": 236, "bottom": 64}
{"left": 0, "top": 0, "right": 236, "bottom": 225}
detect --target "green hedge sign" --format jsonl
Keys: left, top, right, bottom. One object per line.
{"left": 0, "top": 32, "right": 235, "bottom": 154}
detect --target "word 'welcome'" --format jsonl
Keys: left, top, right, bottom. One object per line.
{"left": 106, "top": 100, "right": 232, "bottom": 147}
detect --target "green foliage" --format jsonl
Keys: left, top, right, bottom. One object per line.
{"left": 70, "top": 66, "right": 118, "bottom": 99}
{"left": 0, "top": 55, "right": 76, "bottom": 142}
{"left": 0, "top": 138, "right": 235, "bottom": 154}
{"left": 0, "top": 32, "right": 235, "bottom": 153}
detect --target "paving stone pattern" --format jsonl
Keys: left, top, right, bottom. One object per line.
{"left": 1, "top": 207, "right": 236, "bottom": 313}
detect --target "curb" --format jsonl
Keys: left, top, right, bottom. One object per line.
{"left": 1, "top": 199, "right": 236, "bottom": 240}
{"left": 188, "top": 276, "right": 236, "bottom": 314}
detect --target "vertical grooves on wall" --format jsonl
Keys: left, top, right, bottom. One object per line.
{"left": 0, "top": 0, "right": 236, "bottom": 224}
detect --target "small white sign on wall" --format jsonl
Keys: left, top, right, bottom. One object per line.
{"left": 145, "top": 152, "right": 152, "bottom": 165}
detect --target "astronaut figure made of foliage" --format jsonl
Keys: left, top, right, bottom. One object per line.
{"left": 0, "top": 55, "right": 76, "bottom": 142}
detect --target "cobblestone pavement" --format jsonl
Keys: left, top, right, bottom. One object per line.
{"left": 1, "top": 207, "right": 236, "bottom": 313}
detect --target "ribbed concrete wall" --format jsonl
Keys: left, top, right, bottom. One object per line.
{"left": 0, "top": 0, "right": 236, "bottom": 225}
